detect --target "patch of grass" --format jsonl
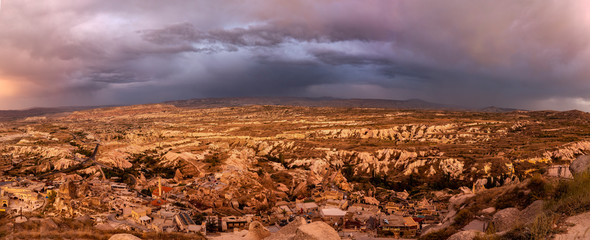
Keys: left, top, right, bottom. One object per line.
{"left": 528, "top": 212, "right": 557, "bottom": 240}
{"left": 549, "top": 172, "right": 590, "bottom": 215}
{"left": 527, "top": 174, "right": 552, "bottom": 200}
{"left": 501, "top": 173, "right": 590, "bottom": 239}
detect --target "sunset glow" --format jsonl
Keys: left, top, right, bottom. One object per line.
{"left": 0, "top": 79, "right": 17, "bottom": 97}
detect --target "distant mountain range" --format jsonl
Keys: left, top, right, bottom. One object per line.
{"left": 479, "top": 106, "right": 524, "bottom": 113}
{"left": 0, "top": 106, "right": 103, "bottom": 121}
{"left": 166, "top": 97, "right": 524, "bottom": 112}
{"left": 166, "top": 97, "right": 458, "bottom": 110}
{"left": 0, "top": 97, "right": 525, "bottom": 121}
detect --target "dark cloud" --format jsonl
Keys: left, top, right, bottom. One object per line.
{"left": 0, "top": 0, "right": 589, "bottom": 110}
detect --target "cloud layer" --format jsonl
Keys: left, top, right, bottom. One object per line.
{"left": 0, "top": 0, "right": 589, "bottom": 110}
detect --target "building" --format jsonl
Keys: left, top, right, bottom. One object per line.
{"left": 363, "top": 196, "right": 380, "bottom": 205}
{"left": 326, "top": 199, "right": 348, "bottom": 209}
{"left": 110, "top": 183, "right": 128, "bottom": 191}
{"left": 348, "top": 203, "right": 380, "bottom": 216}
{"left": 151, "top": 217, "right": 175, "bottom": 232}
{"left": 1, "top": 187, "right": 38, "bottom": 203}
{"left": 175, "top": 211, "right": 199, "bottom": 232}
{"left": 131, "top": 207, "right": 152, "bottom": 222}
{"left": 0, "top": 197, "right": 8, "bottom": 207}
{"left": 323, "top": 190, "right": 344, "bottom": 200}
{"left": 222, "top": 216, "right": 248, "bottom": 231}
{"left": 320, "top": 207, "right": 347, "bottom": 222}
{"left": 379, "top": 215, "right": 419, "bottom": 238}
{"left": 344, "top": 219, "right": 365, "bottom": 231}
{"left": 150, "top": 199, "right": 167, "bottom": 207}
{"left": 0, "top": 196, "right": 8, "bottom": 212}
{"left": 152, "top": 178, "right": 173, "bottom": 198}
{"left": 415, "top": 198, "right": 437, "bottom": 216}
{"left": 139, "top": 215, "right": 152, "bottom": 225}
{"left": 295, "top": 202, "right": 319, "bottom": 213}
{"left": 275, "top": 205, "right": 293, "bottom": 216}
{"left": 384, "top": 202, "right": 406, "bottom": 215}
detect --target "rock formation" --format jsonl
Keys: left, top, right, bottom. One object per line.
{"left": 109, "top": 234, "right": 142, "bottom": 240}
{"left": 293, "top": 221, "right": 340, "bottom": 240}
{"left": 491, "top": 208, "right": 521, "bottom": 232}
{"left": 570, "top": 155, "right": 590, "bottom": 176}
{"left": 244, "top": 221, "right": 271, "bottom": 240}
{"left": 448, "top": 230, "right": 484, "bottom": 240}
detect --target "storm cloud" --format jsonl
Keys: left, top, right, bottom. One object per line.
{"left": 0, "top": 0, "right": 589, "bottom": 110}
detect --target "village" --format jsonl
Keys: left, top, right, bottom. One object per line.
{"left": 0, "top": 169, "right": 451, "bottom": 239}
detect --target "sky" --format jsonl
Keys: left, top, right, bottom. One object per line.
{"left": 0, "top": 0, "right": 590, "bottom": 110}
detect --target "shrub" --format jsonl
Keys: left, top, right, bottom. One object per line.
{"left": 454, "top": 208, "right": 474, "bottom": 227}
{"left": 499, "top": 226, "right": 532, "bottom": 240}
{"left": 504, "top": 173, "right": 590, "bottom": 239}
{"left": 550, "top": 172, "right": 590, "bottom": 215}
{"left": 529, "top": 212, "right": 556, "bottom": 240}
{"left": 494, "top": 188, "right": 533, "bottom": 209}
{"left": 527, "top": 174, "right": 552, "bottom": 200}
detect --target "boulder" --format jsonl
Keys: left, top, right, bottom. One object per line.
{"left": 266, "top": 217, "right": 307, "bottom": 240}
{"left": 520, "top": 200, "right": 544, "bottom": 225}
{"left": 245, "top": 221, "right": 270, "bottom": 240}
{"left": 491, "top": 208, "right": 520, "bottom": 232}
{"left": 570, "top": 155, "right": 590, "bottom": 176}
{"left": 480, "top": 207, "right": 496, "bottom": 215}
{"left": 293, "top": 221, "right": 340, "bottom": 240}
{"left": 109, "top": 234, "right": 142, "bottom": 240}
{"left": 463, "top": 220, "right": 486, "bottom": 232}
{"left": 448, "top": 230, "right": 484, "bottom": 240}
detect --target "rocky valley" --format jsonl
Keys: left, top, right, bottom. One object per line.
{"left": 1, "top": 102, "right": 590, "bottom": 239}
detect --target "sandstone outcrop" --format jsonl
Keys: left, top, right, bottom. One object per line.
{"left": 244, "top": 221, "right": 271, "bottom": 240}
{"left": 266, "top": 217, "right": 307, "bottom": 240}
{"left": 293, "top": 221, "right": 340, "bottom": 240}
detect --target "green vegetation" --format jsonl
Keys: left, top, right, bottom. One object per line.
{"left": 130, "top": 151, "right": 176, "bottom": 179}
